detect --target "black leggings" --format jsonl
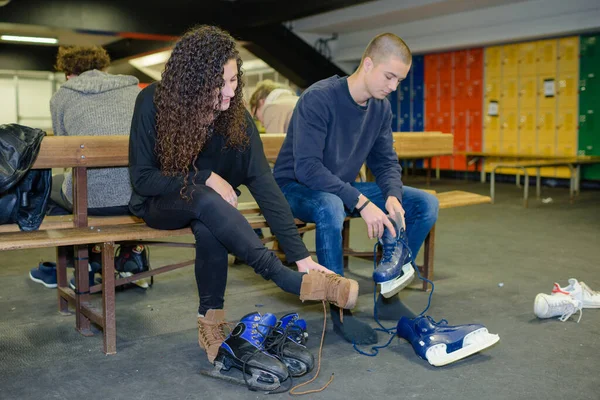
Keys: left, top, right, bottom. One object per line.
{"left": 142, "top": 184, "right": 304, "bottom": 314}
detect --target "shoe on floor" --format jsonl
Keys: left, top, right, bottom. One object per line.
{"left": 29, "top": 262, "right": 57, "bottom": 288}
{"left": 534, "top": 293, "right": 583, "bottom": 322}
{"left": 552, "top": 278, "right": 600, "bottom": 309}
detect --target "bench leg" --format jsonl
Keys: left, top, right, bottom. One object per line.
{"left": 490, "top": 169, "right": 496, "bottom": 204}
{"left": 536, "top": 168, "right": 541, "bottom": 199}
{"left": 56, "top": 246, "right": 69, "bottom": 314}
{"left": 421, "top": 224, "right": 435, "bottom": 291}
{"left": 342, "top": 219, "right": 350, "bottom": 269}
{"left": 74, "top": 244, "right": 92, "bottom": 336}
{"left": 102, "top": 242, "right": 117, "bottom": 355}
{"left": 523, "top": 169, "right": 529, "bottom": 208}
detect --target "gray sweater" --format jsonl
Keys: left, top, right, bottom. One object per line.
{"left": 50, "top": 70, "right": 140, "bottom": 209}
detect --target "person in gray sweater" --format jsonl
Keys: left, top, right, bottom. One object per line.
{"left": 50, "top": 45, "right": 140, "bottom": 214}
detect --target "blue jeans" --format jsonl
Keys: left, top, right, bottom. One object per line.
{"left": 280, "top": 182, "right": 439, "bottom": 276}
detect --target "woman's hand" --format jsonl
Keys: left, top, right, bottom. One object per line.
{"left": 295, "top": 256, "right": 334, "bottom": 274}
{"left": 206, "top": 172, "right": 238, "bottom": 207}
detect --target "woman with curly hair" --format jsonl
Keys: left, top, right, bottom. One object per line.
{"left": 128, "top": 25, "right": 359, "bottom": 364}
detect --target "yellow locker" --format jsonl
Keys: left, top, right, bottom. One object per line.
{"left": 557, "top": 72, "right": 578, "bottom": 109}
{"left": 484, "top": 114, "right": 500, "bottom": 153}
{"left": 537, "top": 110, "right": 556, "bottom": 148}
{"left": 555, "top": 144, "right": 577, "bottom": 178}
{"left": 484, "top": 77, "right": 501, "bottom": 102}
{"left": 519, "top": 75, "right": 537, "bottom": 109}
{"left": 518, "top": 42, "right": 537, "bottom": 76}
{"left": 536, "top": 39, "right": 558, "bottom": 75}
{"left": 485, "top": 46, "right": 503, "bottom": 78}
{"left": 502, "top": 44, "right": 519, "bottom": 77}
{"left": 538, "top": 75, "right": 557, "bottom": 110}
{"left": 518, "top": 109, "right": 537, "bottom": 155}
{"left": 558, "top": 36, "right": 579, "bottom": 74}
{"left": 501, "top": 77, "right": 519, "bottom": 109}
{"left": 556, "top": 108, "right": 578, "bottom": 145}
{"left": 501, "top": 109, "right": 519, "bottom": 143}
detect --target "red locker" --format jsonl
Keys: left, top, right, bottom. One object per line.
{"left": 467, "top": 49, "right": 484, "bottom": 81}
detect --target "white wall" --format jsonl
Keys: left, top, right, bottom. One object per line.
{"left": 0, "top": 71, "right": 63, "bottom": 130}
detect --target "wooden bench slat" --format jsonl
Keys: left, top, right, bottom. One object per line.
{"left": 437, "top": 191, "right": 491, "bottom": 208}
{"left": 0, "top": 215, "right": 142, "bottom": 233}
{"left": 33, "top": 136, "right": 130, "bottom": 169}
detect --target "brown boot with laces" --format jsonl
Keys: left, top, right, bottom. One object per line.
{"left": 197, "top": 309, "right": 228, "bottom": 363}
{"left": 299, "top": 271, "right": 359, "bottom": 309}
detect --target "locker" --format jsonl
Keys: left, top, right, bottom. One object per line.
{"left": 466, "top": 79, "right": 482, "bottom": 110}
{"left": 518, "top": 42, "right": 537, "bottom": 76}
{"left": 558, "top": 36, "right": 579, "bottom": 74}
{"left": 501, "top": 77, "right": 519, "bottom": 109}
{"left": 468, "top": 109, "right": 483, "bottom": 151}
{"left": 426, "top": 82, "right": 438, "bottom": 104}
{"left": 537, "top": 110, "right": 556, "bottom": 147}
{"left": 439, "top": 52, "right": 453, "bottom": 82}
{"left": 536, "top": 39, "right": 558, "bottom": 76}
{"left": 485, "top": 46, "right": 503, "bottom": 78}
{"left": 502, "top": 44, "right": 520, "bottom": 77}
{"left": 556, "top": 108, "right": 578, "bottom": 145}
{"left": 518, "top": 110, "right": 537, "bottom": 155}
{"left": 467, "top": 49, "right": 484, "bottom": 80}
{"left": 485, "top": 77, "right": 501, "bottom": 102}
{"left": 557, "top": 72, "right": 578, "bottom": 109}
{"left": 425, "top": 55, "right": 439, "bottom": 81}
{"left": 519, "top": 75, "right": 537, "bottom": 109}
{"left": 412, "top": 55, "right": 425, "bottom": 82}
{"left": 501, "top": 110, "right": 519, "bottom": 144}
{"left": 454, "top": 50, "right": 468, "bottom": 71}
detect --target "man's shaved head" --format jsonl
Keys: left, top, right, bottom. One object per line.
{"left": 360, "top": 33, "right": 412, "bottom": 67}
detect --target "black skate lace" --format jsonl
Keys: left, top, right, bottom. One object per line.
{"left": 380, "top": 243, "right": 396, "bottom": 263}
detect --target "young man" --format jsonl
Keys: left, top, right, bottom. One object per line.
{"left": 274, "top": 33, "right": 439, "bottom": 345}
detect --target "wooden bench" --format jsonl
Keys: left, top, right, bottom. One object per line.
{"left": 0, "top": 134, "right": 490, "bottom": 355}
{"left": 487, "top": 157, "right": 600, "bottom": 207}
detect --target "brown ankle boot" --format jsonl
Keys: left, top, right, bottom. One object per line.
{"left": 197, "top": 309, "right": 228, "bottom": 363}
{"left": 299, "top": 271, "right": 359, "bottom": 309}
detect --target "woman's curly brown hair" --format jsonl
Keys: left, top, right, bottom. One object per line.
{"left": 55, "top": 46, "right": 110, "bottom": 75}
{"left": 155, "top": 25, "right": 249, "bottom": 197}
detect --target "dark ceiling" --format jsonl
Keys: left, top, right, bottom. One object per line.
{"left": 0, "top": 0, "right": 374, "bottom": 86}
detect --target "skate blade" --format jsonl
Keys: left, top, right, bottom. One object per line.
{"left": 425, "top": 328, "right": 500, "bottom": 367}
{"left": 200, "top": 361, "right": 282, "bottom": 392}
{"left": 283, "top": 358, "right": 308, "bottom": 377}
{"left": 378, "top": 263, "right": 415, "bottom": 298}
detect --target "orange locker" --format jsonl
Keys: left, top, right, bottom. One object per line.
{"left": 467, "top": 49, "right": 484, "bottom": 80}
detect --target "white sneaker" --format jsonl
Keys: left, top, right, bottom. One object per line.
{"left": 552, "top": 278, "right": 600, "bottom": 309}
{"left": 534, "top": 293, "right": 583, "bottom": 322}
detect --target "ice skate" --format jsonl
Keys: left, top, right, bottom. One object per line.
{"left": 534, "top": 293, "right": 583, "bottom": 322}
{"left": 373, "top": 214, "right": 415, "bottom": 298}
{"left": 397, "top": 315, "right": 500, "bottom": 367}
{"left": 202, "top": 312, "right": 289, "bottom": 392}
{"left": 264, "top": 313, "right": 314, "bottom": 377}
{"left": 551, "top": 278, "right": 600, "bottom": 309}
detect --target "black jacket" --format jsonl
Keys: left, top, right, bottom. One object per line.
{"left": 0, "top": 124, "right": 51, "bottom": 231}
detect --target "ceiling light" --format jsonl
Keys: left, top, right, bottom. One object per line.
{"left": 0, "top": 35, "right": 58, "bottom": 44}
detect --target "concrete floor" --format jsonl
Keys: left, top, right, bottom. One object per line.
{"left": 1, "top": 179, "right": 599, "bottom": 400}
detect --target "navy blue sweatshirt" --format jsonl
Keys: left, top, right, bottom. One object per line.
{"left": 273, "top": 76, "right": 403, "bottom": 210}
{"left": 128, "top": 82, "right": 310, "bottom": 263}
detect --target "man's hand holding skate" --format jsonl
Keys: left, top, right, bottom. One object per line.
{"left": 357, "top": 194, "right": 396, "bottom": 239}
{"left": 385, "top": 196, "right": 405, "bottom": 232}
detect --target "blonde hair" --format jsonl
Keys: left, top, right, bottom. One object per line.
{"left": 360, "top": 33, "right": 412, "bottom": 67}
{"left": 249, "top": 79, "right": 286, "bottom": 116}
